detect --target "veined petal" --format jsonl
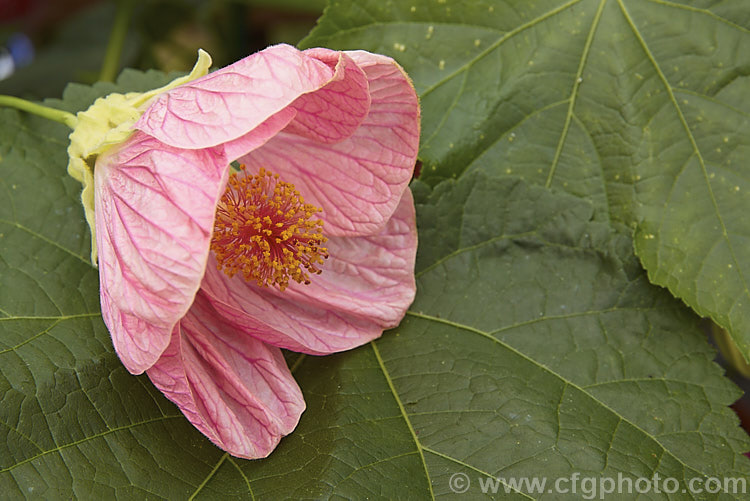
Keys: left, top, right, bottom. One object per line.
{"left": 200, "top": 189, "right": 417, "bottom": 355}
{"left": 95, "top": 131, "right": 229, "bottom": 374}
{"left": 284, "top": 49, "right": 370, "bottom": 144}
{"left": 147, "top": 292, "right": 304, "bottom": 459}
{"left": 238, "top": 50, "right": 420, "bottom": 237}
{"left": 135, "top": 44, "right": 335, "bottom": 151}
{"left": 285, "top": 188, "right": 417, "bottom": 324}
{"left": 221, "top": 107, "right": 297, "bottom": 163}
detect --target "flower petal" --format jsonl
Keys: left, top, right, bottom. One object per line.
{"left": 95, "top": 131, "right": 228, "bottom": 374}
{"left": 146, "top": 292, "right": 304, "bottom": 459}
{"left": 221, "top": 107, "right": 297, "bottom": 163}
{"left": 284, "top": 49, "right": 370, "bottom": 144}
{"left": 237, "top": 50, "right": 420, "bottom": 237}
{"left": 286, "top": 188, "right": 417, "bottom": 321}
{"left": 200, "top": 189, "right": 417, "bottom": 354}
{"left": 135, "top": 44, "right": 335, "bottom": 150}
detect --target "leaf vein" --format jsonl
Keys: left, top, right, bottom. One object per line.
{"left": 420, "top": 0, "right": 584, "bottom": 99}
{"left": 0, "top": 415, "right": 183, "bottom": 474}
{"left": 404, "top": 310, "right": 714, "bottom": 479}
{"left": 422, "top": 446, "right": 534, "bottom": 499}
{"left": 0, "top": 219, "right": 90, "bottom": 266}
{"left": 618, "top": 0, "right": 750, "bottom": 327}
{"left": 371, "top": 341, "right": 435, "bottom": 500}
{"left": 188, "top": 453, "right": 228, "bottom": 501}
{"left": 0, "top": 319, "right": 61, "bottom": 355}
{"left": 546, "top": 0, "right": 606, "bottom": 188}
{"left": 0, "top": 313, "right": 100, "bottom": 323}
{"left": 227, "top": 456, "right": 254, "bottom": 500}
{"left": 644, "top": 0, "right": 750, "bottom": 35}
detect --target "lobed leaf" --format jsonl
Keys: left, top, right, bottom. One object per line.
{"left": 2, "top": 7, "right": 750, "bottom": 496}
{"left": 302, "top": 0, "right": 750, "bottom": 361}
{"left": 1, "top": 70, "right": 748, "bottom": 494}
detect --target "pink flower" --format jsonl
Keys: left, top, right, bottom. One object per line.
{"left": 91, "top": 44, "right": 420, "bottom": 458}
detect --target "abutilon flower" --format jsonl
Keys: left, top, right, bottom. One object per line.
{"left": 66, "top": 44, "right": 420, "bottom": 459}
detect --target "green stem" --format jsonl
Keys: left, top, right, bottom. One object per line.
{"left": 0, "top": 95, "right": 77, "bottom": 128}
{"left": 100, "top": 0, "right": 136, "bottom": 83}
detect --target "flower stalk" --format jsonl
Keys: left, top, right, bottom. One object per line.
{"left": 100, "top": 0, "right": 136, "bottom": 83}
{"left": 0, "top": 94, "right": 77, "bottom": 128}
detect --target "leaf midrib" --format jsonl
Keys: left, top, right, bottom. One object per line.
{"left": 418, "top": 0, "right": 584, "bottom": 100}
{"left": 545, "top": 0, "right": 606, "bottom": 188}
{"left": 371, "top": 341, "right": 436, "bottom": 499}
{"left": 617, "top": 0, "right": 750, "bottom": 326}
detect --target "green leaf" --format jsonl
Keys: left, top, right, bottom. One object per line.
{"left": 234, "top": 173, "right": 750, "bottom": 498}
{"left": 406, "top": 173, "right": 750, "bottom": 494}
{"left": 301, "top": 0, "right": 750, "bottom": 361}
{"left": 2, "top": 56, "right": 748, "bottom": 496}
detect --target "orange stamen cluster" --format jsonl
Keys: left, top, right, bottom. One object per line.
{"left": 211, "top": 165, "right": 328, "bottom": 290}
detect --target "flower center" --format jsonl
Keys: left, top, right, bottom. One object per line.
{"left": 210, "top": 165, "right": 328, "bottom": 290}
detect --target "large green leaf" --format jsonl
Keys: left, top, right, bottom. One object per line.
{"left": 301, "top": 0, "right": 750, "bottom": 361}
{"left": 1, "top": 62, "right": 748, "bottom": 497}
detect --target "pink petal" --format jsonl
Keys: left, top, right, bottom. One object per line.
{"left": 200, "top": 189, "right": 417, "bottom": 355}
{"left": 146, "top": 292, "right": 304, "bottom": 459}
{"left": 222, "top": 107, "right": 297, "bottom": 163}
{"left": 284, "top": 49, "right": 371, "bottom": 144}
{"left": 136, "top": 44, "right": 335, "bottom": 151}
{"left": 95, "top": 131, "right": 229, "bottom": 374}
{"left": 237, "top": 51, "right": 420, "bottom": 237}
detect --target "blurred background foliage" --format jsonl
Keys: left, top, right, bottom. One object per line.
{"left": 0, "top": 0, "right": 326, "bottom": 99}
